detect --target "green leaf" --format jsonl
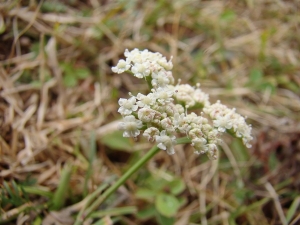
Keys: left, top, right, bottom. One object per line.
{"left": 136, "top": 205, "right": 156, "bottom": 219}
{"left": 75, "top": 68, "right": 90, "bottom": 79}
{"left": 156, "top": 210, "right": 175, "bottom": 225}
{"left": 41, "top": 1, "right": 67, "bottom": 13}
{"left": 51, "top": 164, "right": 72, "bottom": 210}
{"left": 32, "top": 216, "right": 42, "bottom": 225}
{"left": 145, "top": 176, "right": 168, "bottom": 192}
{"left": 101, "top": 130, "right": 134, "bottom": 151}
{"left": 268, "top": 152, "right": 279, "bottom": 171}
{"left": 169, "top": 178, "right": 185, "bottom": 195}
{"left": 0, "top": 16, "right": 6, "bottom": 34}
{"left": 249, "top": 68, "right": 263, "bottom": 84}
{"left": 155, "top": 193, "right": 181, "bottom": 217}
{"left": 286, "top": 196, "right": 300, "bottom": 223}
{"left": 220, "top": 9, "right": 236, "bottom": 22}
{"left": 63, "top": 74, "right": 78, "bottom": 87}
{"left": 135, "top": 188, "right": 156, "bottom": 201}
{"left": 257, "top": 81, "right": 276, "bottom": 94}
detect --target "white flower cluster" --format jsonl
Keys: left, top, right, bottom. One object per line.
{"left": 113, "top": 49, "right": 252, "bottom": 159}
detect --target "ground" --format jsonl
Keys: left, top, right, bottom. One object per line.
{"left": 0, "top": 1, "right": 300, "bottom": 225}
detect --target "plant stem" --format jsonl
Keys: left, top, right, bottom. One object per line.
{"left": 74, "top": 137, "right": 190, "bottom": 225}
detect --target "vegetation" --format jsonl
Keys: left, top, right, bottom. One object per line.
{"left": 1, "top": 0, "right": 300, "bottom": 224}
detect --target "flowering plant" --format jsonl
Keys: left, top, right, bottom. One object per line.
{"left": 113, "top": 48, "right": 252, "bottom": 159}
{"left": 75, "top": 49, "right": 253, "bottom": 224}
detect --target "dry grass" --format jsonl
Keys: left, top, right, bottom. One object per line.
{"left": 1, "top": 0, "right": 300, "bottom": 224}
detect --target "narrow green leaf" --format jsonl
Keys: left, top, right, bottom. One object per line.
{"left": 83, "top": 131, "right": 96, "bottom": 197}
{"left": 268, "top": 152, "right": 279, "bottom": 171}
{"left": 156, "top": 210, "right": 175, "bottom": 225}
{"left": 75, "top": 68, "right": 90, "bottom": 79}
{"left": 23, "top": 186, "right": 53, "bottom": 198}
{"left": 51, "top": 164, "right": 72, "bottom": 210}
{"left": 101, "top": 130, "right": 133, "bottom": 151}
{"left": 136, "top": 205, "right": 156, "bottom": 219}
{"left": 286, "top": 196, "right": 300, "bottom": 223}
{"left": 90, "top": 206, "right": 137, "bottom": 218}
{"left": 220, "top": 9, "right": 236, "bottom": 22}
{"left": 135, "top": 188, "right": 156, "bottom": 201}
{"left": 12, "top": 180, "right": 20, "bottom": 198}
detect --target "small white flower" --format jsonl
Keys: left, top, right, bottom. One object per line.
{"left": 155, "top": 130, "right": 177, "bottom": 155}
{"left": 173, "top": 113, "right": 191, "bottom": 133}
{"left": 189, "top": 128, "right": 204, "bottom": 139}
{"left": 207, "top": 143, "right": 218, "bottom": 160}
{"left": 174, "top": 84, "right": 195, "bottom": 108}
{"left": 118, "top": 97, "right": 138, "bottom": 116}
{"left": 138, "top": 108, "right": 156, "bottom": 123}
{"left": 143, "top": 127, "right": 159, "bottom": 142}
{"left": 153, "top": 87, "right": 174, "bottom": 105}
{"left": 131, "top": 62, "right": 151, "bottom": 78}
{"left": 119, "top": 115, "right": 143, "bottom": 137}
{"left": 213, "top": 113, "right": 233, "bottom": 132}
{"left": 112, "top": 59, "right": 131, "bottom": 74}
{"left": 206, "top": 129, "right": 220, "bottom": 144}
{"left": 158, "top": 57, "right": 173, "bottom": 70}
{"left": 203, "top": 100, "right": 228, "bottom": 118}
{"left": 174, "top": 104, "right": 185, "bottom": 114}
{"left": 124, "top": 48, "right": 141, "bottom": 64}
{"left": 136, "top": 93, "right": 156, "bottom": 108}
{"left": 151, "top": 71, "right": 171, "bottom": 87}
{"left": 191, "top": 137, "right": 208, "bottom": 155}
{"left": 193, "top": 88, "right": 210, "bottom": 108}
{"left": 160, "top": 118, "right": 175, "bottom": 133}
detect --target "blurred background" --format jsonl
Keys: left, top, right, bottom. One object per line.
{"left": 0, "top": 0, "right": 300, "bottom": 224}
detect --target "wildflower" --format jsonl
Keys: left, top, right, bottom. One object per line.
{"left": 191, "top": 137, "right": 208, "bottom": 155}
{"left": 112, "top": 59, "right": 131, "bottom": 74}
{"left": 131, "top": 62, "right": 151, "bottom": 78}
{"left": 155, "top": 130, "right": 177, "bottom": 155}
{"left": 119, "top": 115, "right": 143, "bottom": 138}
{"left": 213, "top": 113, "right": 233, "bottom": 132}
{"left": 138, "top": 108, "right": 156, "bottom": 123}
{"left": 173, "top": 113, "right": 191, "bottom": 133}
{"left": 153, "top": 87, "right": 174, "bottom": 105}
{"left": 118, "top": 97, "right": 138, "bottom": 116}
{"left": 207, "top": 143, "right": 218, "bottom": 160}
{"left": 112, "top": 48, "right": 253, "bottom": 158}
{"left": 158, "top": 56, "right": 173, "bottom": 70}
{"left": 174, "top": 84, "right": 195, "bottom": 108}
{"left": 136, "top": 93, "right": 156, "bottom": 108}
{"left": 143, "top": 127, "right": 159, "bottom": 142}
{"left": 160, "top": 118, "right": 175, "bottom": 133}
{"left": 151, "top": 71, "right": 172, "bottom": 87}
{"left": 193, "top": 88, "right": 210, "bottom": 108}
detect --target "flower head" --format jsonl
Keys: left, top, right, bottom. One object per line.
{"left": 118, "top": 97, "right": 138, "bottom": 116}
{"left": 112, "top": 59, "right": 131, "bottom": 74}
{"left": 155, "top": 130, "right": 177, "bottom": 155}
{"left": 119, "top": 115, "right": 143, "bottom": 138}
{"left": 113, "top": 49, "right": 253, "bottom": 158}
{"left": 143, "top": 127, "right": 159, "bottom": 142}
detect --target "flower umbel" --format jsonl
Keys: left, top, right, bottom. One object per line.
{"left": 119, "top": 115, "right": 143, "bottom": 138}
{"left": 113, "top": 49, "right": 253, "bottom": 158}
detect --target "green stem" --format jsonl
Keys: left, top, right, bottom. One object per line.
{"left": 74, "top": 137, "right": 190, "bottom": 225}
{"left": 145, "top": 74, "right": 153, "bottom": 90}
